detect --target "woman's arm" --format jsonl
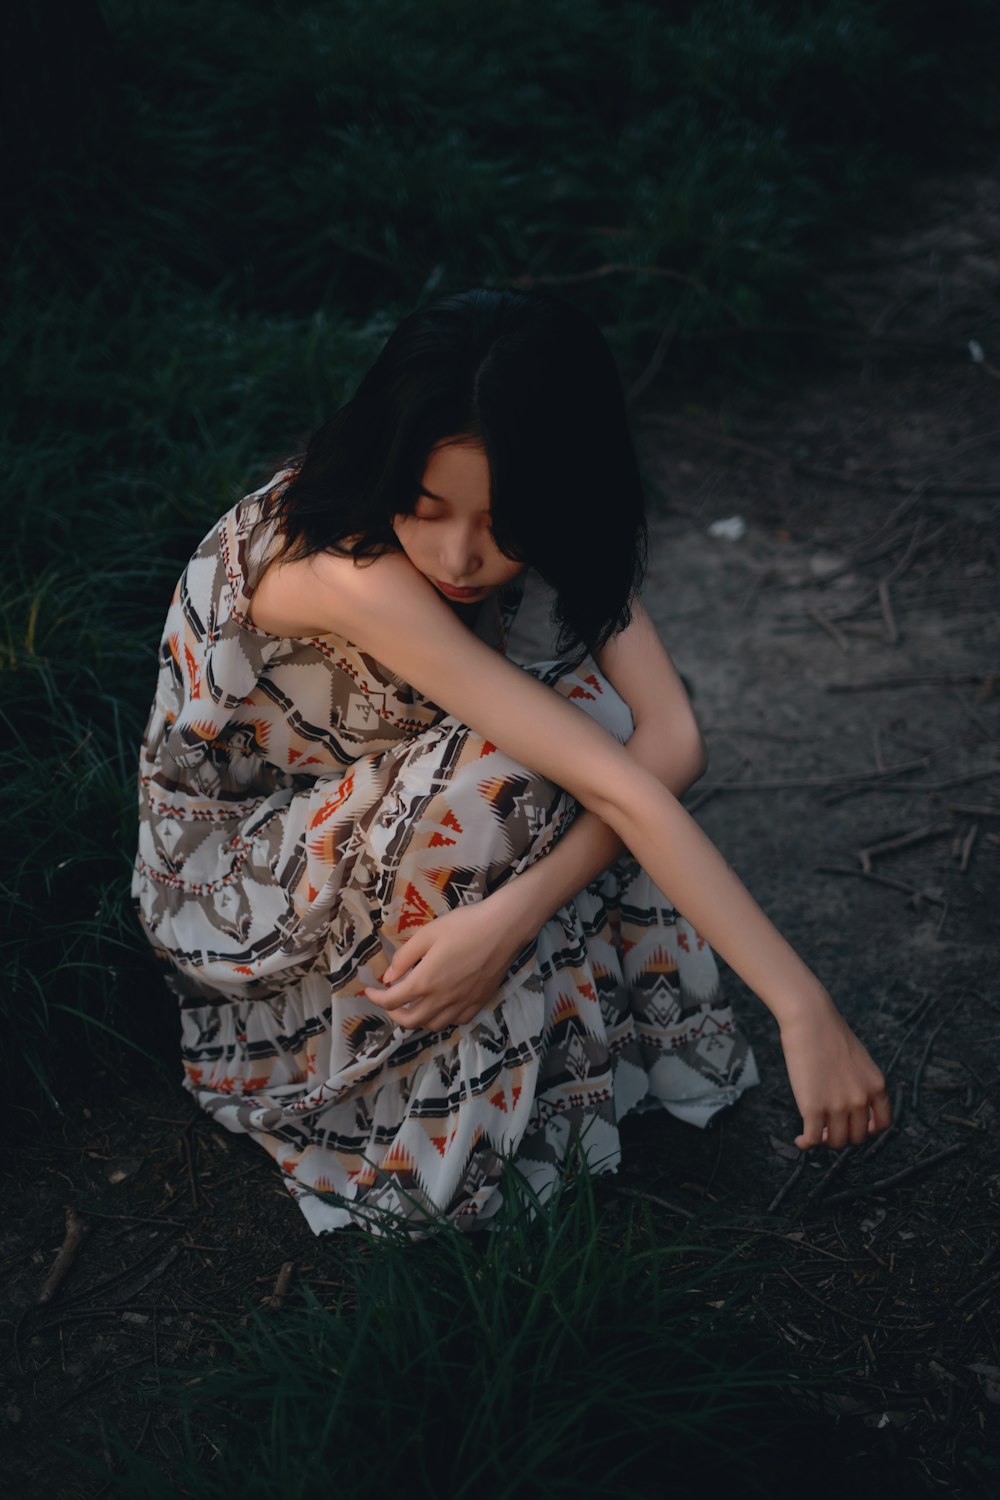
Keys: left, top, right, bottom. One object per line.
{"left": 278, "top": 547, "right": 802, "bottom": 1013}
{"left": 484, "top": 599, "right": 708, "bottom": 950}
{"left": 264, "top": 549, "right": 890, "bottom": 1147}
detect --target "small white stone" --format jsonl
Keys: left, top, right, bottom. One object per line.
{"left": 707, "top": 515, "right": 746, "bottom": 541}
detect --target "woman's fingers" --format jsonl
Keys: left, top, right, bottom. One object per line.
{"left": 382, "top": 935, "right": 426, "bottom": 985}
{"left": 871, "top": 1089, "right": 893, "bottom": 1131}
{"left": 375, "top": 988, "right": 486, "bottom": 1032}
{"left": 795, "top": 1113, "right": 826, "bottom": 1149}
{"left": 797, "top": 1095, "right": 892, "bottom": 1152}
{"left": 367, "top": 975, "right": 422, "bottom": 1009}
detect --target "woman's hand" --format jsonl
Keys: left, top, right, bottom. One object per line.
{"left": 364, "top": 899, "right": 528, "bottom": 1033}
{"left": 778, "top": 996, "right": 892, "bottom": 1149}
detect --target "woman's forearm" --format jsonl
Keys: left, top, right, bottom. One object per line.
{"left": 488, "top": 719, "right": 705, "bottom": 953}
{"left": 603, "top": 775, "right": 833, "bottom": 1029}
{"left": 492, "top": 725, "right": 833, "bottom": 1032}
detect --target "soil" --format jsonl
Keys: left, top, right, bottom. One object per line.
{"left": 2, "top": 172, "right": 999, "bottom": 1498}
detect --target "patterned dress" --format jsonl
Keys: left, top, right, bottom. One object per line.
{"left": 132, "top": 470, "right": 759, "bottom": 1237}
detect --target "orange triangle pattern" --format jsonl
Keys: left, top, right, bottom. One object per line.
{"left": 477, "top": 776, "right": 506, "bottom": 804}
{"left": 309, "top": 772, "right": 355, "bottom": 829}
{"left": 646, "top": 944, "right": 679, "bottom": 973}
{"left": 184, "top": 643, "right": 203, "bottom": 699}
{"left": 382, "top": 1142, "right": 416, "bottom": 1174}
{"left": 430, "top": 1125, "right": 459, "bottom": 1157}
{"left": 400, "top": 881, "right": 435, "bottom": 930}
{"left": 348, "top": 1163, "right": 379, "bottom": 1187}
{"left": 188, "top": 718, "right": 222, "bottom": 741}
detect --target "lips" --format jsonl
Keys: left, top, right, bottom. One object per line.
{"left": 434, "top": 580, "right": 484, "bottom": 600}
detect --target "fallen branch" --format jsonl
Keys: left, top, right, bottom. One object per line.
{"left": 38, "top": 1207, "right": 87, "bottom": 1306}
{"left": 824, "top": 766, "right": 1000, "bottom": 805}
{"left": 807, "top": 606, "right": 850, "bottom": 652}
{"left": 605, "top": 1184, "right": 697, "bottom": 1220}
{"left": 882, "top": 996, "right": 935, "bottom": 1083}
{"left": 804, "top": 1144, "right": 857, "bottom": 1203}
{"left": 955, "top": 1270, "right": 1000, "bottom": 1311}
{"left": 814, "top": 864, "right": 946, "bottom": 905}
{"left": 878, "top": 578, "right": 899, "bottom": 643}
{"left": 912, "top": 1015, "right": 950, "bottom": 1108}
{"left": 823, "top": 1142, "right": 968, "bottom": 1206}
{"left": 684, "top": 755, "right": 753, "bottom": 814}
{"left": 766, "top": 1157, "right": 807, "bottom": 1214}
{"left": 110, "top": 1244, "right": 182, "bottom": 1304}
{"left": 827, "top": 673, "right": 990, "bottom": 692}
{"left": 958, "top": 824, "right": 979, "bottom": 872}
{"left": 695, "top": 753, "right": 932, "bottom": 797}
{"left": 262, "top": 1259, "right": 296, "bottom": 1310}
{"left": 856, "top": 819, "right": 954, "bottom": 873}
{"left": 939, "top": 1114, "right": 984, "bottom": 1131}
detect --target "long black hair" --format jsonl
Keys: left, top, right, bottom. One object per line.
{"left": 265, "top": 287, "right": 647, "bottom": 655}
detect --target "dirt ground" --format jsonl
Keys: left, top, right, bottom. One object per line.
{"left": 2, "top": 173, "right": 999, "bottom": 1497}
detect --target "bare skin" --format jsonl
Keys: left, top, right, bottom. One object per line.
{"left": 250, "top": 438, "right": 891, "bottom": 1151}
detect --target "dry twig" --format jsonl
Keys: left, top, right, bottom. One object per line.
{"left": 38, "top": 1207, "right": 88, "bottom": 1306}
{"left": 856, "top": 818, "right": 953, "bottom": 873}
{"left": 807, "top": 606, "right": 850, "bottom": 652}
{"left": 767, "top": 1156, "right": 807, "bottom": 1214}
{"left": 814, "top": 864, "right": 947, "bottom": 906}
{"left": 958, "top": 823, "right": 979, "bottom": 872}
{"left": 912, "top": 1015, "right": 950, "bottom": 1109}
{"left": 827, "top": 673, "right": 990, "bottom": 693}
{"left": 878, "top": 578, "right": 899, "bottom": 643}
{"left": 684, "top": 755, "right": 753, "bottom": 814}
{"left": 823, "top": 1142, "right": 968, "bottom": 1206}
{"left": 262, "top": 1259, "right": 296, "bottom": 1310}
{"left": 605, "top": 1184, "right": 697, "bottom": 1220}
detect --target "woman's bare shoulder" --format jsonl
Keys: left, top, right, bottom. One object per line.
{"left": 248, "top": 545, "right": 416, "bottom": 638}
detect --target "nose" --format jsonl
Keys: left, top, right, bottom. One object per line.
{"left": 439, "top": 522, "right": 482, "bottom": 582}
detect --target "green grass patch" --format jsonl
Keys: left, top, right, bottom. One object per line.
{"left": 66, "top": 1165, "right": 872, "bottom": 1499}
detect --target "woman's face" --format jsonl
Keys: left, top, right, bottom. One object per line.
{"left": 392, "top": 438, "right": 524, "bottom": 604}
